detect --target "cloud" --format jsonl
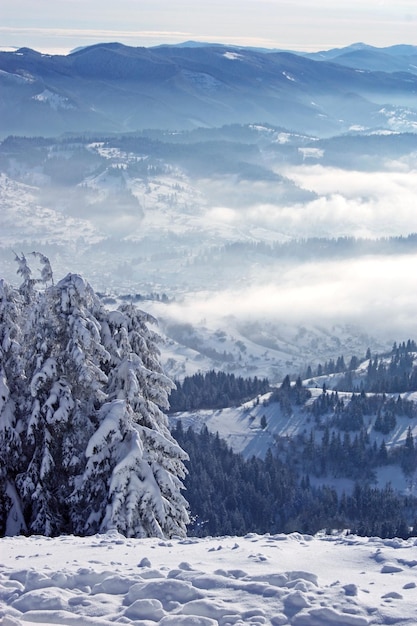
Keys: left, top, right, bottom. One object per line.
{"left": 287, "top": 165, "right": 417, "bottom": 199}
{"left": 180, "top": 164, "right": 417, "bottom": 339}
{"left": 163, "top": 253, "right": 417, "bottom": 339}
{"left": 201, "top": 165, "right": 417, "bottom": 240}
{"left": 206, "top": 207, "right": 238, "bottom": 224}
{"left": 155, "top": 162, "right": 417, "bottom": 341}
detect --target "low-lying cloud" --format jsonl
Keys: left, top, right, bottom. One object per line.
{"left": 4, "top": 161, "right": 417, "bottom": 345}
{"left": 203, "top": 166, "right": 417, "bottom": 240}
{"left": 162, "top": 253, "right": 417, "bottom": 341}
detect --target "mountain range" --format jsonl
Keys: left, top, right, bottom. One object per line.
{"left": 1, "top": 41, "right": 417, "bottom": 388}
{"left": 1, "top": 42, "right": 417, "bottom": 136}
{"left": 1, "top": 40, "right": 417, "bottom": 548}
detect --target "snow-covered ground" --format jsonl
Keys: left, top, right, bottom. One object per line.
{"left": 1, "top": 531, "right": 417, "bottom": 625}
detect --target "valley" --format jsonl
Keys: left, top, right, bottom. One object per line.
{"left": 1, "top": 118, "right": 416, "bottom": 381}
{"left": 1, "top": 41, "right": 417, "bottom": 540}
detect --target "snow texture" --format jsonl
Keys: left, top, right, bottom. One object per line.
{"left": 1, "top": 263, "right": 188, "bottom": 539}
{"left": 1, "top": 531, "right": 417, "bottom": 625}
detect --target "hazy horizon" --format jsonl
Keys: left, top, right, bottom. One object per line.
{"left": 1, "top": 0, "right": 416, "bottom": 54}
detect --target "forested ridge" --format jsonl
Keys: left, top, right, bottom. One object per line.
{"left": 306, "top": 340, "right": 417, "bottom": 393}
{"left": 192, "top": 235, "right": 417, "bottom": 267}
{"left": 173, "top": 422, "right": 417, "bottom": 538}
{"left": 168, "top": 370, "right": 270, "bottom": 412}
{"left": 171, "top": 363, "right": 417, "bottom": 538}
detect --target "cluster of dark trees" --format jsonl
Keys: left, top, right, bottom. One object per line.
{"left": 194, "top": 235, "right": 417, "bottom": 269}
{"left": 311, "top": 389, "right": 417, "bottom": 433}
{"left": 308, "top": 340, "right": 417, "bottom": 395}
{"left": 297, "top": 421, "right": 417, "bottom": 479}
{"left": 307, "top": 355, "right": 353, "bottom": 378}
{"left": 268, "top": 374, "right": 312, "bottom": 416}
{"left": 307, "top": 390, "right": 417, "bottom": 474}
{"left": 299, "top": 427, "right": 378, "bottom": 480}
{"left": 169, "top": 366, "right": 417, "bottom": 539}
{"left": 363, "top": 348, "right": 417, "bottom": 393}
{"left": 172, "top": 422, "right": 417, "bottom": 539}
{"left": 118, "top": 292, "right": 172, "bottom": 303}
{"left": 169, "top": 371, "right": 270, "bottom": 413}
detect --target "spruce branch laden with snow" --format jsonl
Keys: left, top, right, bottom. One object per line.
{"left": 0, "top": 255, "right": 189, "bottom": 538}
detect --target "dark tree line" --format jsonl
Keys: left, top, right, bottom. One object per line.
{"left": 172, "top": 422, "right": 417, "bottom": 539}
{"left": 298, "top": 423, "right": 417, "bottom": 480}
{"left": 363, "top": 348, "right": 417, "bottom": 393}
{"left": 192, "top": 235, "right": 417, "bottom": 269}
{"left": 310, "top": 340, "right": 417, "bottom": 394}
{"left": 311, "top": 389, "right": 417, "bottom": 433}
{"left": 300, "top": 427, "right": 378, "bottom": 480}
{"left": 168, "top": 371, "right": 270, "bottom": 413}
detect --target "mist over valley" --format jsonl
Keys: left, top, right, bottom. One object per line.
{"left": 1, "top": 49, "right": 417, "bottom": 380}
{"left": 3, "top": 12, "right": 417, "bottom": 620}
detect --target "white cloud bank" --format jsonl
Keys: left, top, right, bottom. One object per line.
{"left": 165, "top": 253, "right": 417, "bottom": 340}
{"left": 204, "top": 166, "right": 417, "bottom": 240}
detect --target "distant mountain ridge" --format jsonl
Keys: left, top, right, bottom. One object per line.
{"left": 301, "top": 42, "right": 417, "bottom": 74}
{"left": 0, "top": 42, "right": 417, "bottom": 136}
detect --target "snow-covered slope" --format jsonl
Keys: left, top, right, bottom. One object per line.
{"left": 1, "top": 128, "right": 417, "bottom": 382}
{"left": 0, "top": 174, "right": 101, "bottom": 247}
{"left": 152, "top": 310, "right": 387, "bottom": 384}
{"left": 171, "top": 386, "right": 417, "bottom": 448}
{"left": 1, "top": 531, "right": 417, "bottom": 625}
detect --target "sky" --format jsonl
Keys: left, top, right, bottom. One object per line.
{"left": 1, "top": 0, "right": 416, "bottom": 54}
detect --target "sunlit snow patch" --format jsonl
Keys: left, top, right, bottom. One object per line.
{"left": 32, "top": 89, "right": 74, "bottom": 110}
{"left": 298, "top": 147, "right": 324, "bottom": 160}
{"left": 223, "top": 51, "right": 244, "bottom": 61}
{"left": 1, "top": 532, "right": 417, "bottom": 625}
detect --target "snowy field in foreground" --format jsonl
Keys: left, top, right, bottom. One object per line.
{"left": 1, "top": 532, "right": 417, "bottom": 626}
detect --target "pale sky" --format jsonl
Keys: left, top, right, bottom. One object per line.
{"left": 0, "top": 0, "right": 416, "bottom": 54}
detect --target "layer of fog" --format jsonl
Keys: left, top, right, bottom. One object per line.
{"left": 156, "top": 253, "right": 417, "bottom": 341}
{"left": 201, "top": 165, "right": 417, "bottom": 240}
{"left": 2, "top": 161, "right": 417, "bottom": 344}
{"left": 155, "top": 164, "right": 417, "bottom": 341}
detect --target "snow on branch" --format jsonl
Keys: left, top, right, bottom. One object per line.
{"left": 0, "top": 257, "right": 188, "bottom": 538}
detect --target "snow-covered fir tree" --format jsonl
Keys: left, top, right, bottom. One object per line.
{"left": 0, "top": 255, "right": 189, "bottom": 538}
{"left": 0, "top": 277, "right": 26, "bottom": 534}
{"left": 79, "top": 304, "right": 188, "bottom": 538}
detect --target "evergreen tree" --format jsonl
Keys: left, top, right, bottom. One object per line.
{"left": 16, "top": 273, "right": 107, "bottom": 535}
{"left": 80, "top": 303, "right": 188, "bottom": 537}
{"left": 401, "top": 426, "right": 417, "bottom": 475}
{"left": 0, "top": 278, "right": 26, "bottom": 534}
{"left": 0, "top": 257, "right": 188, "bottom": 538}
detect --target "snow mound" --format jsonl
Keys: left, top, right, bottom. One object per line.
{"left": 1, "top": 531, "right": 417, "bottom": 625}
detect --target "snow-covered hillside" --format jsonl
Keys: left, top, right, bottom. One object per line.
{"left": 169, "top": 384, "right": 417, "bottom": 498}
{"left": 1, "top": 531, "right": 417, "bottom": 625}
{"left": 1, "top": 127, "right": 417, "bottom": 382}
{"left": 0, "top": 174, "right": 101, "bottom": 247}
{"left": 148, "top": 304, "right": 388, "bottom": 384}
